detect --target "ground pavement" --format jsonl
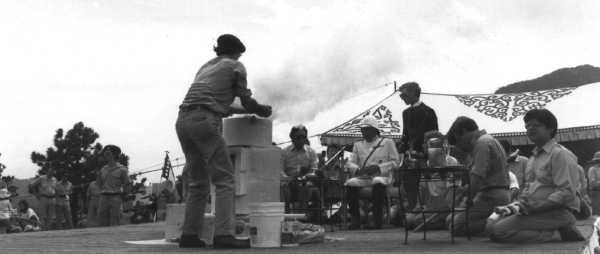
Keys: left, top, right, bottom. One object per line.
{"left": 0, "top": 218, "right": 595, "bottom": 254}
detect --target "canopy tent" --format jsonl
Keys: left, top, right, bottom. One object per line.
{"left": 320, "top": 82, "right": 600, "bottom": 148}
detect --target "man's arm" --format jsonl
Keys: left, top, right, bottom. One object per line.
{"left": 121, "top": 170, "right": 131, "bottom": 194}
{"left": 399, "top": 110, "right": 409, "bottom": 153}
{"left": 240, "top": 95, "right": 272, "bottom": 117}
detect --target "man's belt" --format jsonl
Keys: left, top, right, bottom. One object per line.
{"left": 40, "top": 194, "right": 56, "bottom": 198}
{"left": 101, "top": 192, "right": 122, "bottom": 196}
{"left": 179, "top": 104, "right": 223, "bottom": 116}
{"left": 481, "top": 186, "right": 509, "bottom": 192}
{"left": 57, "top": 194, "right": 68, "bottom": 198}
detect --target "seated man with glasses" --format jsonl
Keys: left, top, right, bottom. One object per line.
{"left": 281, "top": 125, "right": 320, "bottom": 219}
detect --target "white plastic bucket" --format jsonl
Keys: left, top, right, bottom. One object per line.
{"left": 165, "top": 203, "right": 215, "bottom": 245}
{"left": 248, "top": 202, "right": 285, "bottom": 248}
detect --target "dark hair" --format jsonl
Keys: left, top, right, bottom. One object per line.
{"left": 400, "top": 82, "right": 421, "bottom": 98}
{"left": 18, "top": 199, "right": 29, "bottom": 212}
{"left": 446, "top": 116, "right": 479, "bottom": 145}
{"left": 290, "top": 125, "right": 309, "bottom": 145}
{"left": 499, "top": 139, "right": 512, "bottom": 154}
{"left": 289, "top": 125, "right": 308, "bottom": 139}
{"left": 524, "top": 109, "right": 558, "bottom": 138}
{"left": 102, "top": 144, "right": 122, "bottom": 157}
{"left": 423, "top": 130, "right": 444, "bottom": 143}
{"left": 213, "top": 34, "right": 246, "bottom": 56}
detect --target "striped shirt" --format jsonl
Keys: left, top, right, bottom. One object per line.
{"left": 181, "top": 56, "right": 252, "bottom": 115}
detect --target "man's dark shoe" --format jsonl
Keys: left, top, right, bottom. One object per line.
{"left": 213, "top": 235, "right": 250, "bottom": 249}
{"left": 178, "top": 234, "right": 206, "bottom": 248}
{"left": 558, "top": 225, "right": 585, "bottom": 242}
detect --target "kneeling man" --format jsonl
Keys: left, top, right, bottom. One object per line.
{"left": 487, "top": 109, "right": 583, "bottom": 242}
{"left": 445, "top": 116, "right": 511, "bottom": 236}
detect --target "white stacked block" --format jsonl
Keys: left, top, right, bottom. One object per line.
{"left": 223, "top": 116, "right": 272, "bottom": 147}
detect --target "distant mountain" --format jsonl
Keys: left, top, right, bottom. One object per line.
{"left": 495, "top": 64, "right": 600, "bottom": 93}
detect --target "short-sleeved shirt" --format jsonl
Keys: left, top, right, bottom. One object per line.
{"left": 521, "top": 139, "right": 579, "bottom": 211}
{"left": 470, "top": 131, "right": 510, "bottom": 191}
{"left": 19, "top": 208, "right": 39, "bottom": 222}
{"left": 98, "top": 163, "right": 130, "bottom": 194}
{"left": 180, "top": 56, "right": 253, "bottom": 115}
{"left": 55, "top": 180, "right": 72, "bottom": 200}
{"left": 31, "top": 175, "right": 57, "bottom": 196}
{"left": 282, "top": 144, "right": 318, "bottom": 177}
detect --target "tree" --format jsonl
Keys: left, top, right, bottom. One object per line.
{"left": 30, "top": 122, "right": 129, "bottom": 226}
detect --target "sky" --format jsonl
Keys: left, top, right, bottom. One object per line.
{"left": 1, "top": 0, "right": 600, "bottom": 181}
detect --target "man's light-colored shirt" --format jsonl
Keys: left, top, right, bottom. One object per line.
{"left": 282, "top": 144, "right": 318, "bottom": 177}
{"left": 31, "top": 175, "right": 57, "bottom": 196}
{"left": 55, "top": 180, "right": 72, "bottom": 200}
{"left": 181, "top": 56, "right": 253, "bottom": 115}
{"left": 521, "top": 139, "right": 579, "bottom": 211}
{"left": 98, "top": 163, "right": 130, "bottom": 194}
{"left": 345, "top": 137, "right": 400, "bottom": 186}
{"left": 470, "top": 131, "right": 510, "bottom": 190}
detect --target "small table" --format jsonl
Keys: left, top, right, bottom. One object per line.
{"left": 399, "top": 165, "right": 471, "bottom": 244}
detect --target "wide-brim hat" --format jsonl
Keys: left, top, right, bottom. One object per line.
{"left": 358, "top": 116, "right": 380, "bottom": 130}
{"left": 589, "top": 151, "right": 600, "bottom": 164}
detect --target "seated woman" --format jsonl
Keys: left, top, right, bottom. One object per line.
{"left": 16, "top": 200, "right": 41, "bottom": 232}
{"left": 345, "top": 116, "right": 400, "bottom": 229}
{"left": 405, "top": 131, "right": 459, "bottom": 230}
{"left": 487, "top": 109, "right": 584, "bottom": 243}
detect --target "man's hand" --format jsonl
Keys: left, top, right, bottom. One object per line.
{"left": 255, "top": 104, "right": 272, "bottom": 118}
{"left": 364, "top": 165, "right": 381, "bottom": 176}
{"left": 299, "top": 166, "right": 311, "bottom": 176}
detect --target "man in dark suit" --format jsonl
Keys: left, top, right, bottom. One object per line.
{"left": 398, "top": 82, "right": 438, "bottom": 211}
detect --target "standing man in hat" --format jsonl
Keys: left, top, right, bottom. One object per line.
{"left": 97, "top": 145, "right": 130, "bottom": 227}
{"left": 176, "top": 34, "right": 272, "bottom": 248}
{"left": 345, "top": 116, "right": 400, "bottom": 229}
{"left": 29, "top": 167, "right": 57, "bottom": 230}
{"left": 588, "top": 151, "right": 600, "bottom": 214}
{"left": 398, "top": 82, "right": 438, "bottom": 211}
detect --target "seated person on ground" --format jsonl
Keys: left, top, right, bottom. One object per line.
{"left": 405, "top": 131, "right": 458, "bottom": 230}
{"left": 487, "top": 109, "right": 584, "bottom": 243}
{"left": 587, "top": 152, "right": 600, "bottom": 215}
{"left": 281, "top": 125, "right": 320, "bottom": 214}
{"left": 445, "top": 116, "right": 511, "bottom": 236}
{"left": 16, "top": 200, "right": 41, "bottom": 232}
{"left": 345, "top": 116, "right": 400, "bottom": 229}
{"left": 500, "top": 140, "right": 530, "bottom": 191}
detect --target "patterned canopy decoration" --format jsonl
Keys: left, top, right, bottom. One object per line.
{"left": 325, "top": 104, "right": 402, "bottom": 138}
{"left": 320, "top": 83, "right": 600, "bottom": 147}
{"left": 454, "top": 87, "right": 576, "bottom": 122}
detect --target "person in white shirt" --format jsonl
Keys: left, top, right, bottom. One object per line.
{"left": 345, "top": 116, "right": 400, "bottom": 229}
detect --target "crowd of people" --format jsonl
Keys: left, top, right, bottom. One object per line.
{"left": 0, "top": 144, "right": 181, "bottom": 234}
{"left": 280, "top": 81, "right": 592, "bottom": 244}
{"left": 2, "top": 33, "right": 593, "bottom": 251}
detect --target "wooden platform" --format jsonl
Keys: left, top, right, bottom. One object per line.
{"left": 0, "top": 218, "right": 595, "bottom": 254}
